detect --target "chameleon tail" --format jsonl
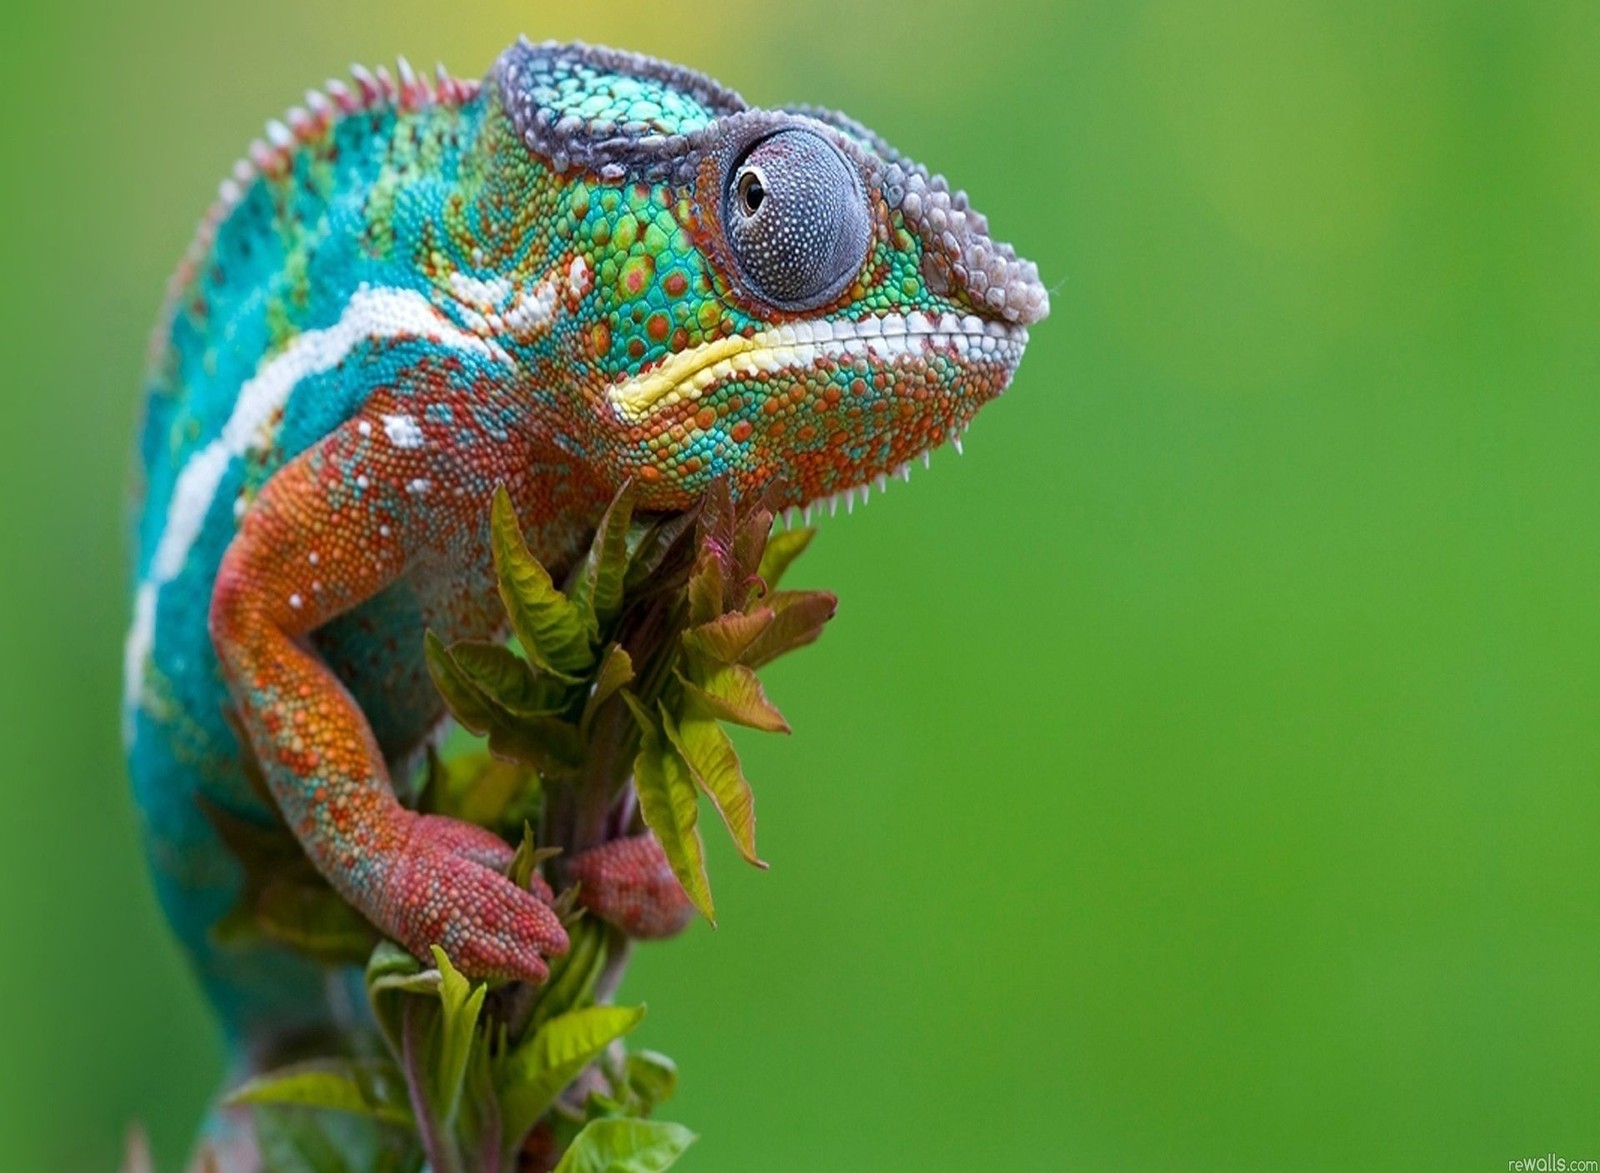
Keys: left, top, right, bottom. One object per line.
{"left": 129, "top": 716, "right": 372, "bottom": 1170}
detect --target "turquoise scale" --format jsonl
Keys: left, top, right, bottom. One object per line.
{"left": 127, "top": 93, "right": 493, "bottom": 1046}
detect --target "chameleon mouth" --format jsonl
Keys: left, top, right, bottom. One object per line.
{"left": 605, "top": 311, "right": 1027, "bottom": 425}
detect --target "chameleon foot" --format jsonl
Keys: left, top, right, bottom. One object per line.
{"left": 569, "top": 834, "right": 695, "bottom": 940}
{"left": 376, "top": 811, "right": 569, "bottom": 983}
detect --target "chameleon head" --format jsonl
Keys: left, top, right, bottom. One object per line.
{"left": 494, "top": 41, "right": 1049, "bottom": 512}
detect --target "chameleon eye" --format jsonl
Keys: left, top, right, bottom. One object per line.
{"left": 722, "top": 129, "right": 870, "bottom": 310}
{"left": 735, "top": 166, "right": 767, "bottom": 215}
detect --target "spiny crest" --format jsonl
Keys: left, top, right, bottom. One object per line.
{"left": 150, "top": 57, "right": 481, "bottom": 370}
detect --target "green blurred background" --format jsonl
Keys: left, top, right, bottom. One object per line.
{"left": 3, "top": 1, "right": 1598, "bottom": 1168}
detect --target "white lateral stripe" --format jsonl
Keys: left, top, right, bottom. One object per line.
{"left": 122, "top": 586, "right": 158, "bottom": 739}
{"left": 123, "top": 285, "right": 507, "bottom": 722}
{"left": 149, "top": 285, "right": 497, "bottom": 585}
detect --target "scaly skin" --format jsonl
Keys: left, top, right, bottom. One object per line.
{"left": 124, "top": 40, "right": 1047, "bottom": 1068}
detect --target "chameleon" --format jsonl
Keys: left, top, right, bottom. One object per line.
{"left": 124, "top": 35, "right": 1047, "bottom": 1156}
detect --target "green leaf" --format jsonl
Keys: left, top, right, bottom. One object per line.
{"left": 756, "top": 526, "right": 815, "bottom": 594}
{"left": 553, "top": 1118, "right": 697, "bottom": 1173}
{"left": 430, "top": 946, "right": 488, "bottom": 1130}
{"left": 581, "top": 644, "right": 635, "bottom": 737}
{"left": 491, "top": 487, "right": 594, "bottom": 678}
{"left": 681, "top": 610, "right": 774, "bottom": 665}
{"left": 487, "top": 714, "right": 585, "bottom": 776}
{"left": 424, "top": 629, "right": 503, "bottom": 735}
{"left": 498, "top": 1004, "right": 647, "bottom": 1153}
{"left": 427, "top": 632, "right": 585, "bottom": 777}
{"left": 508, "top": 822, "right": 561, "bottom": 892}
{"left": 200, "top": 793, "right": 377, "bottom": 964}
{"left": 624, "top": 511, "right": 697, "bottom": 592}
{"left": 427, "top": 751, "right": 540, "bottom": 829}
{"left": 226, "top": 1059, "right": 415, "bottom": 1129}
{"left": 730, "top": 504, "right": 773, "bottom": 606}
{"left": 367, "top": 941, "right": 440, "bottom": 996}
{"left": 458, "top": 1028, "right": 504, "bottom": 1171}
{"left": 624, "top": 1052, "right": 679, "bottom": 1117}
{"left": 695, "top": 476, "right": 736, "bottom": 558}
{"left": 445, "top": 640, "right": 561, "bottom": 717}
{"left": 741, "top": 590, "right": 837, "bottom": 668}
{"left": 250, "top": 1103, "right": 421, "bottom": 1173}
{"left": 531, "top": 918, "right": 610, "bottom": 1035}
{"left": 661, "top": 705, "right": 763, "bottom": 869}
{"left": 623, "top": 694, "right": 715, "bottom": 924}
{"left": 251, "top": 1106, "right": 359, "bottom": 1173}
{"left": 248, "top": 876, "right": 379, "bottom": 964}
{"left": 572, "top": 483, "right": 638, "bottom": 637}
{"left": 686, "top": 547, "right": 725, "bottom": 626}
{"left": 366, "top": 941, "right": 440, "bottom": 1057}
{"left": 678, "top": 666, "right": 789, "bottom": 734}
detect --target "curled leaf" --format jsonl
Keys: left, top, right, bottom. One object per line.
{"left": 756, "top": 526, "right": 815, "bottom": 594}
{"left": 730, "top": 505, "right": 773, "bottom": 604}
{"left": 430, "top": 946, "right": 488, "bottom": 1130}
{"left": 226, "top": 1059, "right": 414, "bottom": 1129}
{"left": 572, "top": 482, "right": 637, "bottom": 637}
{"left": 424, "top": 629, "right": 503, "bottom": 735}
{"left": 491, "top": 487, "right": 594, "bottom": 679}
{"left": 581, "top": 644, "right": 635, "bottom": 737}
{"left": 624, "top": 1051, "right": 679, "bottom": 1116}
{"left": 623, "top": 511, "right": 697, "bottom": 592}
{"left": 679, "top": 666, "right": 789, "bottom": 734}
{"left": 661, "top": 704, "right": 764, "bottom": 869}
{"left": 425, "top": 751, "right": 540, "bottom": 830}
{"left": 681, "top": 610, "right": 774, "bottom": 666}
{"left": 498, "top": 1004, "right": 647, "bottom": 1154}
{"left": 553, "top": 1118, "right": 697, "bottom": 1173}
{"left": 686, "top": 547, "right": 725, "bottom": 626}
{"left": 623, "top": 694, "right": 715, "bottom": 924}
{"left": 442, "top": 640, "right": 559, "bottom": 718}
{"left": 742, "top": 590, "right": 837, "bottom": 668}
{"left": 508, "top": 822, "right": 561, "bottom": 893}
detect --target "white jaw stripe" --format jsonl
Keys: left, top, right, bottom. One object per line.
{"left": 606, "top": 311, "right": 1027, "bottom": 424}
{"left": 123, "top": 284, "right": 511, "bottom": 733}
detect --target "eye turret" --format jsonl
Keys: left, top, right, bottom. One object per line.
{"left": 721, "top": 129, "right": 871, "bottom": 310}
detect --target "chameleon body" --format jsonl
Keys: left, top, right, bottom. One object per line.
{"left": 124, "top": 35, "right": 1046, "bottom": 1122}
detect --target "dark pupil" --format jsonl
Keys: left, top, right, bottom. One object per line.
{"left": 738, "top": 170, "right": 765, "bottom": 214}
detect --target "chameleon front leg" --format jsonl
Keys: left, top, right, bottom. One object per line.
{"left": 210, "top": 406, "right": 568, "bottom": 983}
